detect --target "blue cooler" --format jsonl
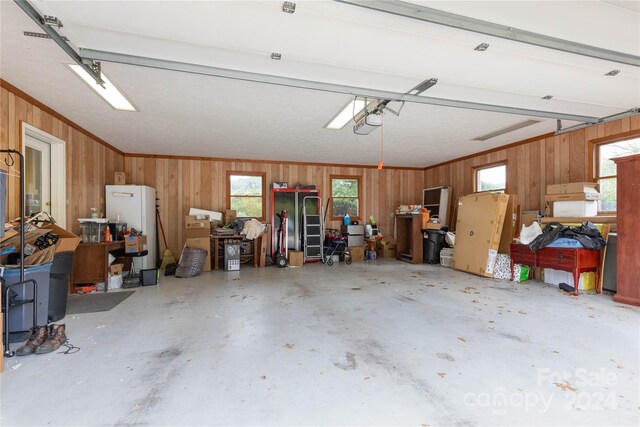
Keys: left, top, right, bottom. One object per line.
{"left": 2, "top": 263, "right": 52, "bottom": 337}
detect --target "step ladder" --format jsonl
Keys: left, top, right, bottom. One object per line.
{"left": 302, "top": 196, "right": 324, "bottom": 263}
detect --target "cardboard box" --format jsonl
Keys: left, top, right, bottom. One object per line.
{"left": 185, "top": 237, "right": 211, "bottom": 272}
{"left": 420, "top": 211, "right": 432, "bottom": 229}
{"left": 185, "top": 215, "right": 210, "bottom": 240}
{"left": 553, "top": 200, "right": 598, "bottom": 217}
{"left": 498, "top": 194, "right": 519, "bottom": 254}
{"left": 224, "top": 210, "right": 237, "bottom": 225}
{"left": 366, "top": 239, "right": 377, "bottom": 252}
{"left": 452, "top": 193, "right": 509, "bottom": 277}
{"left": 114, "top": 172, "right": 126, "bottom": 185}
{"left": 125, "top": 235, "right": 147, "bottom": 253}
{"left": 45, "top": 223, "right": 81, "bottom": 253}
{"left": 546, "top": 182, "right": 599, "bottom": 195}
{"left": 350, "top": 245, "right": 365, "bottom": 262}
{"left": 188, "top": 208, "right": 223, "bottom": 222}
{"left": 545, "top": 192, "right": 600, "bottom": 202}
{"left": 288, "top": 250, "right": 304, "bottom": 267}
{"left": 376, "top": 246, "right": 396, "bottom": 258}
{"left": 377, "top": 235, "right": 397, "bottom": 249}
{"left": 109, "top": 263, "right": 124, "bottom": 276}
{"left": 0, "top": 228, "right": 18, "bottom": 244}
{"left": 520, "top": 210, "right": 542, "bottom": 228}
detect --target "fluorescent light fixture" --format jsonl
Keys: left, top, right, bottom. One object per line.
{"left": 324, "top": 98, "right": 374, "bottom": 130}
{"left": 472, "top": 119, "right": 541, "bottom": 141}
{"left": 67, "top": 64, "right": 137, "bottom": 111}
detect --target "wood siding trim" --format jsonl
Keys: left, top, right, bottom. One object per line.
{"left": 0, "top": 79, "right": 125, "bottom": 156}
{"left": 126, "top": 152, "right": 425, "bottom": 171}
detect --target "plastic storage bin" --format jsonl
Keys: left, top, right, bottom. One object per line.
{"left": 2, "top": 263, "right": 52, "bottom": 337}
{"left": 141, "top": 268, "right": 158, "bottom": 286}
{"left": 48, "top": 251, "right": 74, "bottom": 322}
{"left": 423, "top": 230, "right": 446, "bottom": 264}
{"left": 440, "top": 248, "right": 454, "bottom": 267}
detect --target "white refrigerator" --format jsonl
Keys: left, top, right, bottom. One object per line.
{"left": 105, "top": 185, "right": 156, "bottom": 270}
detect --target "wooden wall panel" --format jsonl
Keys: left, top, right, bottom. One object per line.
{"left": 1, "top": 85, "right": 125, "bottom": 234}
{"left": 125, "top": 157, "right": 424, "bottom": 256}
{"left": 424, "top": 115, "right": 640, "bottom": 226}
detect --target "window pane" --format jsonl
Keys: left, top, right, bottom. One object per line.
{"left": 333, "top": 198, "right": 358, "bottom": 217}
{"left": 598, "top": 138, "right": 640, "bottom": 177}
{"left": 230, "top": 175, "right": 262, "bottom": 196}
{"left": 331, "top": 179, "right": 358, "bottom": 198}
{"left": 598, "top": 178, "right": 617, "bottom": 212}
{"left": 230, "top": 196, "right": 262, "bottom": 218}
{"left": 476, "top": 165, "right": 506, "bottom": 192}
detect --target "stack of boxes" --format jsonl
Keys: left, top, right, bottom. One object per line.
{"left": 184, "top": 215, "right": 211, "bottom": 272}
{"left": 545, "top": 182, "right": 600, "bottom": 217}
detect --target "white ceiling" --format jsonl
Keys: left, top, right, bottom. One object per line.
{"left": 1, "top": 0, "right": 639, "bottom": 167}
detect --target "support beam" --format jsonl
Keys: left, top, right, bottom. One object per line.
{"left": 14, "top": 0, "right": 104, "bottom": 85}
{"left": 80, "top": 48, "right": 600, "bottom": 123}
{"left": 335, "top": 0, "right": 640, "bottom": 67}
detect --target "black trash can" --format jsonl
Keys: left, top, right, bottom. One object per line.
{"left": 423, "top": 230, "right": 446, "bottom": 264}
{"left": 48, "top": 251, "right": 74, "bottom": 322}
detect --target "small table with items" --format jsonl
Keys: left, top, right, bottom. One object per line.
{"left": 70, "top": 241, "right": 125, "bottom": 293}
{"left": 210, "top": 235, "right": 259, "bottom": 270}
{"left": 510, "top": 243, "right": 600, "bottom": 296}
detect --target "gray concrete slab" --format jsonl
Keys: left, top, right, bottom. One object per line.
{"left": 1, "top": 260, "right": 638, "bottom": 426}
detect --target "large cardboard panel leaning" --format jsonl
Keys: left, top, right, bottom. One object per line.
{"left": 452, "top": 192, "right": 509, "bottom": 277}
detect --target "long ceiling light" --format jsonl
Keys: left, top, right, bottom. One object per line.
{"left": 324, "top": 98, "right": 374, "bottom": 129}
{"left": 68, "top": 64, "right": 137, "bottom": 111}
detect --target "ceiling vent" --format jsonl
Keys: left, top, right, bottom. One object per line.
{"left": 472, "top": 119, "right": 541, "bottom": 141}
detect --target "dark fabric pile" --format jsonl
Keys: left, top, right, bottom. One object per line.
{"left": 528, "top": 222, "right": 606, "bottom": 252}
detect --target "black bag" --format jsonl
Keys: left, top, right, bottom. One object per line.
{"left": 529, "top": 221, "right": 606, "bottom": 251}
{"left": 528, "top": 222, "right": 567, "bottom": 252}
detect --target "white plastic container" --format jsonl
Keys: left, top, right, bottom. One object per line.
{"left": 440, "top": 248, "right": 454, "bottom": 267}
{"left": 553, "top": 200, "right": 598, "bottom": 217}
{"left": 108, "top": 274, "right": 123, "bottom": 289}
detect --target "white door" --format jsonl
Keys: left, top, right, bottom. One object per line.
{"left": 24, "top": 136, "right": 51, "bottom": 217}
{"left": 22, "top": 124, "right": 66, "bottom": 228}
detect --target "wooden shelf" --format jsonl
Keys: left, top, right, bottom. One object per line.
{"left": 395, "top": 214, "right": 424, "bottom": 264}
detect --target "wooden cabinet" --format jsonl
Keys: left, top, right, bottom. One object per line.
{"left": 70, "top": 241, "right": 124, "bottom": 293}
{"left": 613, "top": 154, "right": 640, "bottom": 306}
{"left": 510, "top": 244, "right": 600, "bottom": 296}
{"left": 396, "top": 214, "right": 424, "bottom": 264}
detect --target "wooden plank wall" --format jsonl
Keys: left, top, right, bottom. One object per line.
{"left": 1, "top": 85, "right": 125, "bottom": 234}
{"left": 424, "top": 115, "right": 640, "bottom": 226}
{"left": 125, "top": 156, "right": 424, "bottom": 256}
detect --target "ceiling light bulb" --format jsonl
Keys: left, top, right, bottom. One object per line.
{"left": 542, "top": 95, "right": 553, "bottom": 100}
{"left": 604, "top": 69, "right": 620, "bottom": 76}
{"left": 474, "top": 43, "right": 490, "bottom": 51}
{"left": 67, "top": 64, "right": 137, "bottom": 111}
{"left": 271, "top": 52, "right": 282, "bottom": 60}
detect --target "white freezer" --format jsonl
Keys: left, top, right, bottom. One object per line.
{"left": 105, "top": 185, "right": 156, "bottom": 270}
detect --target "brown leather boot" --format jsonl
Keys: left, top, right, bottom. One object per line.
{"left": 35, "top": 324, "right": 67, "bottom": 354}
{"left": 16, "top": 326, "right": 48, "bottom": 356}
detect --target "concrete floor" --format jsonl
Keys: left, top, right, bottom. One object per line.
{"left": 1, "top": 259, "right": 638, "bottom": 426}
